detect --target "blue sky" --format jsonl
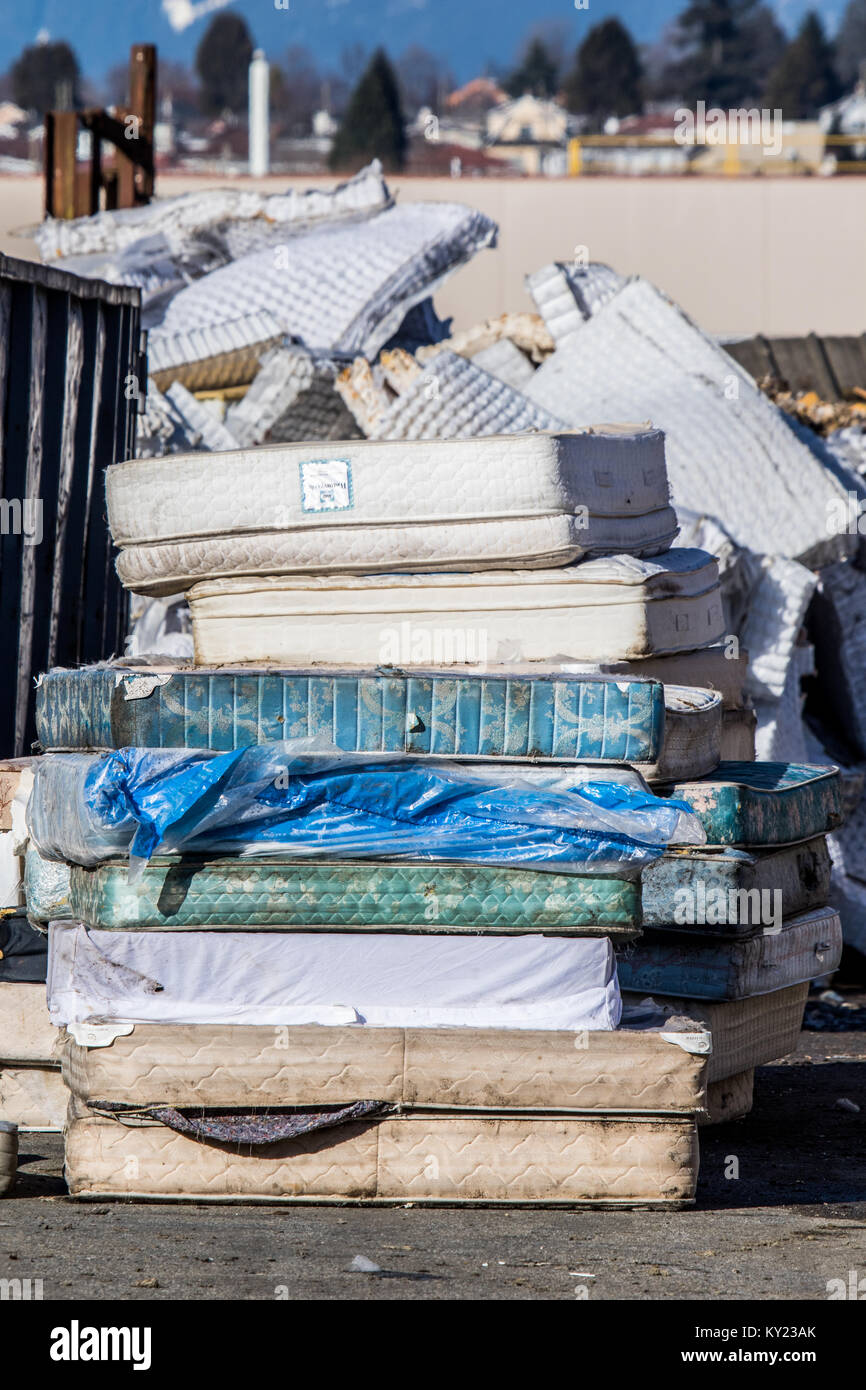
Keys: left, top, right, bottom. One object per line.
{"left": 0, "top": 0, "right": 848, "bottom": 86}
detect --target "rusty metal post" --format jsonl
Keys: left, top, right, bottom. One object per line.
{"left": 49, "top": 111, "right": 79, "bottom": 220}
{"left": 113, "top": 105, "right": 137, "bottom": 209}
{"left": 129, "top": 43, "right": 156, "bottom": 201}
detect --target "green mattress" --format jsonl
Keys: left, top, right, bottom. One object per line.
{"left": 658, "top": 762, "right": 842, "bottom": 847}
{"left": 65, "top": 857, "right": 641, "bottom": 936}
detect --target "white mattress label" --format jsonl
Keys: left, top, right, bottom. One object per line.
{"left": 299, "top": 460, "right": 353, "bottom": 512}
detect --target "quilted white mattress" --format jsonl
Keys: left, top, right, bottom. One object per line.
{"left": 188, "top": 549, "right": 725, "bottom": 667}
{"left": 525, "top": 277, "right": 853, "bottom": 566}
{"left": 65, "top": 1110, "right": 699, "bottom": 1205}
{"left": 106, "top": 429, "right": 678, "bottom": 595}
{"left": 47, "top": 927, "right": 622, "bottom": 1031}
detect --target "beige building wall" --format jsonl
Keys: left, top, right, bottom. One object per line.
{"left": 1, "top": 172, "right": 863, "bottom": 336}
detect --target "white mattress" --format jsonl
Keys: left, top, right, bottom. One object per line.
{"left": 47, "top": 927, "right": 622, "bottom": 1032}
{"left": 106, "top": 429, "right": 678, "bottom": 595}
{"left": 188, "top": 548, "right": 725, "bottom": 667}
{"left": 360, "top": 349, "right": 564, "bottom": 440}
{"left": 525, "top": 277, "right": 853, "bottom": 567}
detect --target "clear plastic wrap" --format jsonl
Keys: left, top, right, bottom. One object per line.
{"left": 28, "top": 742, "right": 705, "bottom": 874}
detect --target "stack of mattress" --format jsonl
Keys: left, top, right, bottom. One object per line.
{"left": 0, "top": 762, "right": 64, "bottom": 1132}
{"left": 24, "top": 426, "right": 845, "bottom": 1199}
{"left": 625, "top": 761, "right": 844, "bottom": 1120}
{"left": 28, "top": 680, "right": 714, "bottom": 1205}
{"left": 23, "top": 427, "right": 716, "bottom": 1204}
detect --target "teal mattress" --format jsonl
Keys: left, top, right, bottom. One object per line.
{"left": 658, "top": 762, "right": 842, "bottom": 847}
{"left": 64, "top": 857, "right": 641, "bottom": 936}
{"left": 34, "top": 665, "right": 664, "bottom": 764}
{"left": 641, "top": 837, "right": 832, "bottom": 934}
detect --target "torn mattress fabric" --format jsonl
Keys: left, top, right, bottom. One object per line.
{"left": 46, "top": 925, "right": 621, "bottom": 1031}
{"left": 223, "top": 346, "right": 361, "bottom": 447}
{"left": 526, "top": 261, "right": 626, "bottom": 346}
{"left": 105, "top": 429, "right": 679, "bottom": 594}
{"left": 356, "top": 349, "right": 563, "bottom": 441}
{"left": 27, "top": 747, "right": 703, "bottom": 871}
{"left": 34, "top": 162, "right": 392, "bottom": 272}
{"left": 525, "top": 277, "right": 852, "bottom": 565}
{"left": 146, "top": 200, "right": 498, "bottom": 386}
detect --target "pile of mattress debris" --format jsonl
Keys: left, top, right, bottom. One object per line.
{"left": 33, "top": 163, "right": 866, "bottom": 959}
{"left": 0, "top": 425, "right": 844, "bottom": 1205}
{"left": 0, "top": 164, "right": 858, "bottom": 1202}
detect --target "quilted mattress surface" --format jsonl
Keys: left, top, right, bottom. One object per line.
{"left": 0, "top": 981, "right": 60, "bottom": 1063}
{"left": 660, "top": 762, "right": 842, "bottom": 847}
{"left": 47, "top": 926, "right": 622, "bottom": 1031}
{"left": 641, "top": 837, "right": 833, "bottom": 932}
{"left": 187, "top": 549, "right": 725, "bottom": 667}
{"left": 62, "top": 858, "right": 640, "bottom": 935}
{"left": 106, "top": 429, "right": 678, "bottom": 595}
{"left": 622, "top": 983, "right": 807, "bottom": 1082}
{"left": 62, "top": 1020, "right": 709, "bottom": 1113}
{"left": 65, "top": 1111, "right": 699, "bottom": 1205}
{"left": 35, "top": 665, "right": 665, "bottom": 765}
{"left": 0, "top": 1065, "right": 65, "bottom": 1131}
{"left": 702, "top": 1069, "right": 754, "bottom": 1125}
{"left": 617, "top": 906, "right": 842, "bottom": 999}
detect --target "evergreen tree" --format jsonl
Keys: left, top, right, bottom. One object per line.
{"left": 12, "top": 40, "right": 80, "bottom": 113}
{"left": 663, "top": 0, "right": 786, "bottom": 106}
{"left": 836, "top": 0, "right": 866, "bottom": 86}
{"left": 195, "top": 12, "right": 254, "bottom": 116}
{"left": 765, "top": 12, "right": 843, "bottom": 118}
{"left": 562, "top": 19, "right": 644, "bottom": 123}
{"left": 329, "top": 49, "right": 406, "bottom": 173}
{"left": 505, "top": 38, "right": 559, "bottom": 98}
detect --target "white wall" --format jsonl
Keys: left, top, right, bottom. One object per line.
{"left": 2, "top": 173, "right": 863, "bottom": 337}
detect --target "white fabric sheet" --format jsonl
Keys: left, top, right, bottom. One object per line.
{"left": 47, "top": 925, "right": 621, "bottom": 1032}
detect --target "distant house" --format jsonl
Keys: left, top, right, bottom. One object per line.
{"left": 445, "top": 77, "right": 508, "bottom": 125}
{"left": 484, "top": 95, "right": 571, "bottom": 175}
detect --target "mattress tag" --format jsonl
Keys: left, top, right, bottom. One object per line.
{"left": 68, "top": 1022, "right": 135, "bottom": 1048}
{"left": 660, "top": 1029, "right": 712, "bottom": 1055}
{"left": 120, "top": 674, "right": 174, "bottom": 701}
{"left": 299, "top": 459, "right": 353, "bottom": 512}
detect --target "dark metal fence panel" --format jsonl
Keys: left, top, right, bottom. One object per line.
{"left": 0, "top": 253, "right": 141, "bottom": 755}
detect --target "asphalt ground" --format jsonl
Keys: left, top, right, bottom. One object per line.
{"left": 2, "top": 1023, "right": 864, "bottom": 1303}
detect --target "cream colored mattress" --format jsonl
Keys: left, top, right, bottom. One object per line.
{"left": 702, "top": 1069, "right": 754, "bottom": 1126}
{"left": 61, "top": 1021, "right": 710, "bottom": 1114}
{"left": 65, "top": 1110, "right": 699, "bottom": 1205}
{"left": 0, "top": 1065, "right": 65, "bottom": 1131}
{"left": 187, "top": 550, "right": 724, "bottom": 667}
{"left": 623, "top": 982, "right": 807, "bottom": 1084}
{"left": 0, "top": 982, "right": 61, "bottom": 1064}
